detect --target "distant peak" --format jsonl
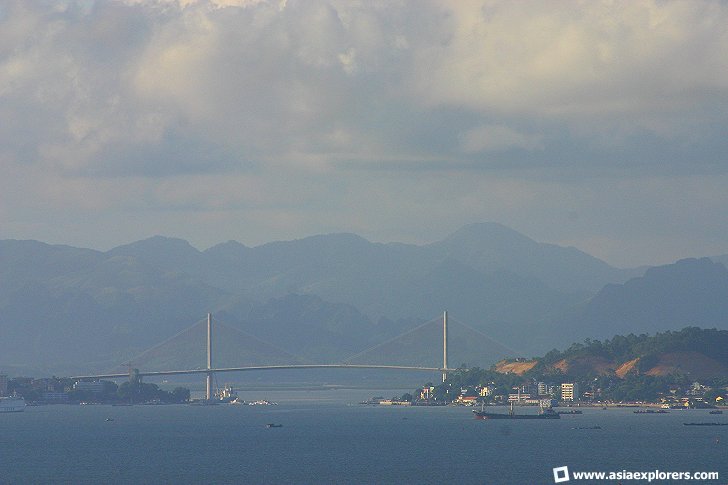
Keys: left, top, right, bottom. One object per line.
{"left": 204, "top": 240, "right": 249, "bottom": 256}
{"left": 108, "top": 235, "right": 201, "bottom": 254}
{"left": 308, "top": 232, "right": 370, "bottom": 243}
{"left": 439, "top": 222, "right": 536, "bottom": 246}
{"left": 145, "top": 235, "right": 196, "bottom": 246}
{"left": 208, "top": 240, "right": 248, "bottom": 250}
{"left": 643, "top": 257, "right": 727, "bottom": 278}
{"left": 258, "top": 232, "right": 371, "bottom": 249}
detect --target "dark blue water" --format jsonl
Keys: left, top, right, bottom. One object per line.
{"left": 2, "top": 392, "right": 727, "bottom": 484}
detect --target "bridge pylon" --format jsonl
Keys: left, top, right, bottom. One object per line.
{"left": 206, "top": 313, "right": 213, "bottom": 400}
{"left": 442, "top": 310, "right": 448, "bottom": 383}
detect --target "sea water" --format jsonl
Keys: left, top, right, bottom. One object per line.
{"left": 2, "top": 391, "right": 727, "bottom": 484}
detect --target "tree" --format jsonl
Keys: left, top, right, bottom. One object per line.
{"left": 704, "top": 389, "right": 726, "bottom": 405}
{"left": 170, "top": 387, "right": 190, "bottom": 403}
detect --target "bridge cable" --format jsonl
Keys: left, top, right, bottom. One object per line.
{"left": 448, "top": 316, "right": 522, "bottom": 356}
{"left": 119, "top": 317, "right": 309, "bottom": 372}
{"left": 122, "top": 316, "right": 208, "bottom": 369}
{"left": 341, "top": 316, "right": 442, "bottom": 364}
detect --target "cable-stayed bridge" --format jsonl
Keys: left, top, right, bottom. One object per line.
{"left": 72, "top": 312, "right": 516, "bottom": 399}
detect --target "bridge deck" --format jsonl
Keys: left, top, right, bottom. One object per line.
{"left": 72, "top": 364, "right": 452, "bottom": 380}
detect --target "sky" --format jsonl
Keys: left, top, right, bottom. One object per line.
{"left": 1, "top": 0, "right": 728, "bottom": 268}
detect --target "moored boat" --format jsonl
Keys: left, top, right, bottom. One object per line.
{"left": 0, "top": 396, "right": 26, "bottom": 413}
{"left": 473, "top": 402, "right": 560, "bottom": 420}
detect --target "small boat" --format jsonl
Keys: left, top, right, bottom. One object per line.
{"left": 708, "top": 410, "right": 723, "bottom": 415}
{"left": 683, "top": 422, "right": 728, "bottom": 426}
{"left": 558, "top": 410, "right": 583, "bottom": 415}
{"left": 572, "top": 426, "right": 601, "bottom": 430}
{"left": 265, "top": 423, "right": 283, "bottom": 428}
{"left": 633, "top": 409, "right": 669, "bottom": 414}
{"left": 105, "top": 418, "right": 114, "bottom": 422}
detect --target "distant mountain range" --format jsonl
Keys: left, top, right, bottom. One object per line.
{"left": 552, "top": 257, "right": 728, "bottom": 344}
{"left": 1, "top": 223, "right": 727, "bottom": 376}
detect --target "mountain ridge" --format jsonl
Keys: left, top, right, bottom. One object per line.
{"left": 556, "top": 257, "right": 728, "bottom": 343}
{"left": 2, "top": 223, "right": 726, "bottom": 375}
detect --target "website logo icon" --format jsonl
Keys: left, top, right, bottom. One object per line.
{"left": 553, "top": 466, "right": 570, "bottom": 483}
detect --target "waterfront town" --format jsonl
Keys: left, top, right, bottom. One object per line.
{"left": 403, "top": 375, "right": 727, "bottom": 409}
{"left": 3, "top": 327, "right": 728, "bottom": 409}
{"left": 3, "top": 369, "right": 726, "bottom": 410}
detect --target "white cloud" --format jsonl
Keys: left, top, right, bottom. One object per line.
{"left": 2, "top": 0, "right": 728, "bottom": 265}
{"left": 410, "top": 1, "right": 728, "bottom": 120}
{"left": 5, "top": 0, "right": 728, "bottom": 174}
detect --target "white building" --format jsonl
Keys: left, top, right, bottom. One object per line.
{"left": 478, "top": 385, "right": 495, "bottom": 397}
{"left": 561, "top": 383, "right": 580, "bottom": 401}
{"left": 537, "top": 382, "right": 549, "bottom": 396}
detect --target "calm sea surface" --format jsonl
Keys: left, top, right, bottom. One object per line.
{"left": 2, "top": 390, "right": 727, "bottom": 484}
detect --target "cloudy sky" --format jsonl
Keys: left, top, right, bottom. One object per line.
{"left": 1, "top": 0, "right": 727, "bottom": 267}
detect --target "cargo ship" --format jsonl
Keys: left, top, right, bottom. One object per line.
{"left": 473, "top": 402, "right": 560, "bottom": 420}
{"left": 0, "top": 396, "right": 26, "bottom": 413}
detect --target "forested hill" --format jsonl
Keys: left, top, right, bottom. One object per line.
{"left": 501, "top": 327, "right": 728, "bottom": 380}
